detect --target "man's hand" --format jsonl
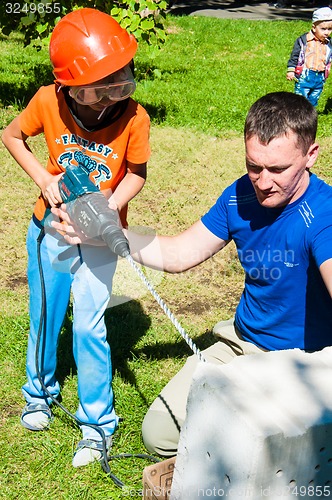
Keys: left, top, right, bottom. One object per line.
{"left": 51, "top": 205, "right": 105, "bottom": 246}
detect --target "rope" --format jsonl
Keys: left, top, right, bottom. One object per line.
{"left": 126, "top": 255, "right": 207, "bottom": 364}
{"left": 35, "top": 228, "right": 206, "bottom": 490}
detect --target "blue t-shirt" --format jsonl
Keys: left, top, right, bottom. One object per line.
{"left": 201, "top": 173, "right": 332, "bottom": 351}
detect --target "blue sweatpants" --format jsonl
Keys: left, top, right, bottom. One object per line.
{"left": 294, "top": 68, "right": 325, "bottom": 108}
{"left": 22, "top": 218, "right": 118, "bottom": 439}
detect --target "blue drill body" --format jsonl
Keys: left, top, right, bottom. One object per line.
{"left": 58, "top": 164, "right": 130, "bottom": 257}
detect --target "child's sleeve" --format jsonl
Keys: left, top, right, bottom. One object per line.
{"left": 287, "top": 36, "right": 302, "bottom": 72}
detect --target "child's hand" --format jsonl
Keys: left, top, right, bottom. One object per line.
{"left": 108, "top": 195, "right": 118, "bottom": 211}
{"left": 286, "top": 71, "right": 295, "bottom": 81}
{"left": 42, "top": 173, "right": 65, "bottom": 207}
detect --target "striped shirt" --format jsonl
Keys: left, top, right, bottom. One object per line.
{"left": 304, "top": 30, "right": 328, "bottom": 72}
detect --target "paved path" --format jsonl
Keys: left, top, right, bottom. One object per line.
{"left": 169, "top": 1, "right": 318, "bottom": 21}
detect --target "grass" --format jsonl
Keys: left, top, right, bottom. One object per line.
{"left": 1, "top": 13, "right": 332, "bottom": 499}
{"left": 0, "top": 125, "right": 245, "bottom": 499}
{"left": 2, "top": 16, "right": 332, "bottom": 136}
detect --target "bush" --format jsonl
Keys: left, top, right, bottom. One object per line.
{"left": 0, "top": 0, "right": 168, "bottom": 47}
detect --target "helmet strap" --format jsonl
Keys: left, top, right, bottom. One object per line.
{"left": 62, "top": 87, "right": 130, "bottom": 132}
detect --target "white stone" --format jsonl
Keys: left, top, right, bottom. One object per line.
{"left": 170, "top": 348, "right": 332, "bottom": 499}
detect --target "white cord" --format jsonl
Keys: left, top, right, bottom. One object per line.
{"left": 126, "top": 255, "right": 207, "bottom": 363}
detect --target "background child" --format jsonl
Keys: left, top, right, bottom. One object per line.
{"left": 287, "top": 6, "right": 332, "bottom": 107}
{"left": 2, "top": 8, "right": 150, "bottom": 467}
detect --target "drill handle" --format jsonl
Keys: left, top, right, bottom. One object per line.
{"left": 58, "top": 164, "right": 99, "bottom": 203}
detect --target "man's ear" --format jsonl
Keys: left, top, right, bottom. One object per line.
{"left": 306, "top": 142, "right": 319, "bottom": 170}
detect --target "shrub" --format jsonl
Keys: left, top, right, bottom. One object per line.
{"left": 0, "top": 0, "right": 168, "bottom": 47}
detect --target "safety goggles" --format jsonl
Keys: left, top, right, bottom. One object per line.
{"left": 69, "top": 79, "right": 136, "bottom": 105}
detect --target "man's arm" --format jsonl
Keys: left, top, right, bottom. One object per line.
{"left": 126, "top": 220, "right": 229, "bottom": 273}
{"left": 51, "top": 207, "right": 229, "bottom": 273}
{"left": 319, "top": 258, "right": 332, "bottom": 297}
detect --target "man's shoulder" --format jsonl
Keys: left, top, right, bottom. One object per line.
{"left": 310, "top": 173, "right": 332, "bottom": 194}
{"left": 306, "top": 174, "right": 332, "bottom": 215}
{"left": 233, "top": 173, "right": 254, "bottom": 193}
{"left": 217, "top": 174, "right": 256, "bottom": 208}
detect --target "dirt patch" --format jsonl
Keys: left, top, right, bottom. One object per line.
{"left": 5, "top": 274, "right": 27, "bottom": 288}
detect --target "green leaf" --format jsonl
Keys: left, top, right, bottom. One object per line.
{"left": 141, "top": 18, "right": 155, "bottom": 30}
{"left": 121, "top": 17, "right": 132, "bottom": 29}
{"left": 127, "top": 0, "right": 137, "bottom": 9}
{"left": 111, "top": 7, "right": 121, "bottom": 15}
{"left": 129, "top": 14, "right": 141, "bottom": 31}
{"left": 133, "top": 28, "right": 142, "bottom": 39}
{"left": 36, "top": 23, "right": 48, "bottom": 34}
{"left": 146, "top": 1, "right": 158, "bottom": 9}
{"left": 153, "top": 68, "right": 162, "bottom": 79}
{"left": 20, "top": 15, "right": 35, "bottom": 27}
{"left": 155, "top": 27, "right": 167, "bottom": 41}
{"left": 125, "top": 8, "right": 133, "bottom": 19}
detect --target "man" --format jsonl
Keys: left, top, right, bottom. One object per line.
{"left": 52, "top": 91, "right": 332, "bottom": 457}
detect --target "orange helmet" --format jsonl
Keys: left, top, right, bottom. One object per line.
{"left": 49, "top": 8, "right": 137, "bottom": 86}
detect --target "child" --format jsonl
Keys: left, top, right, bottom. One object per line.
{"left": 1, "top": 8, "right": 150, "bottom": 467}
{"left": 287, "top": 6, "right": 332, "bottom": 107}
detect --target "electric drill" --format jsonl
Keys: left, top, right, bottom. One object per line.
{"left": 58, "top": 163, "right": 130, "bottom": 258}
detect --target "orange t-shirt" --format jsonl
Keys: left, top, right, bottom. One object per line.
{"left": 19, "top": 85, "right": 151, "bottom": 225}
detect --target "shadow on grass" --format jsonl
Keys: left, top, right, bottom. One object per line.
{"left": 0, "top": 63, "right": 54, "bottom": 107}
{"left": 0, "top": 71, "right": 170, "bottom": 126}
{"left": 55, "top": 301, "right": 153, "bottom": 405}
{"left": 55, "top": 308, "right": 76, "bottom": 385}
{"left": 321, "top": 97, "right": 332, "bottom": 115}
{"left": 140, "top": 102, "right": 168, "bottom": 124}
{"left": 55, "top": 300, "right": 152, "bottom": 379}
{"left": 106, "top": 300, "right": 151, "bottom": 368}
{"left": 135, "top": 328, "right": 216, "bottom": 361}
{"left": 55, "top": 300, "right": 217, "bottom": 407}
{"left": 0, "top": 54, "right": 177, "bottom": 125}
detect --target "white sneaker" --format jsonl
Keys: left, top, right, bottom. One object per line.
{"left": 20, "top": 403, "right": 53, "bottom": 431}
{"left": 72, "top": 436, "right": 112, "bottom": 468}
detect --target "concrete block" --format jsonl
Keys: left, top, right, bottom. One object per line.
{"left": 170, "top": 347, "right": 332, "bottom": 499}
